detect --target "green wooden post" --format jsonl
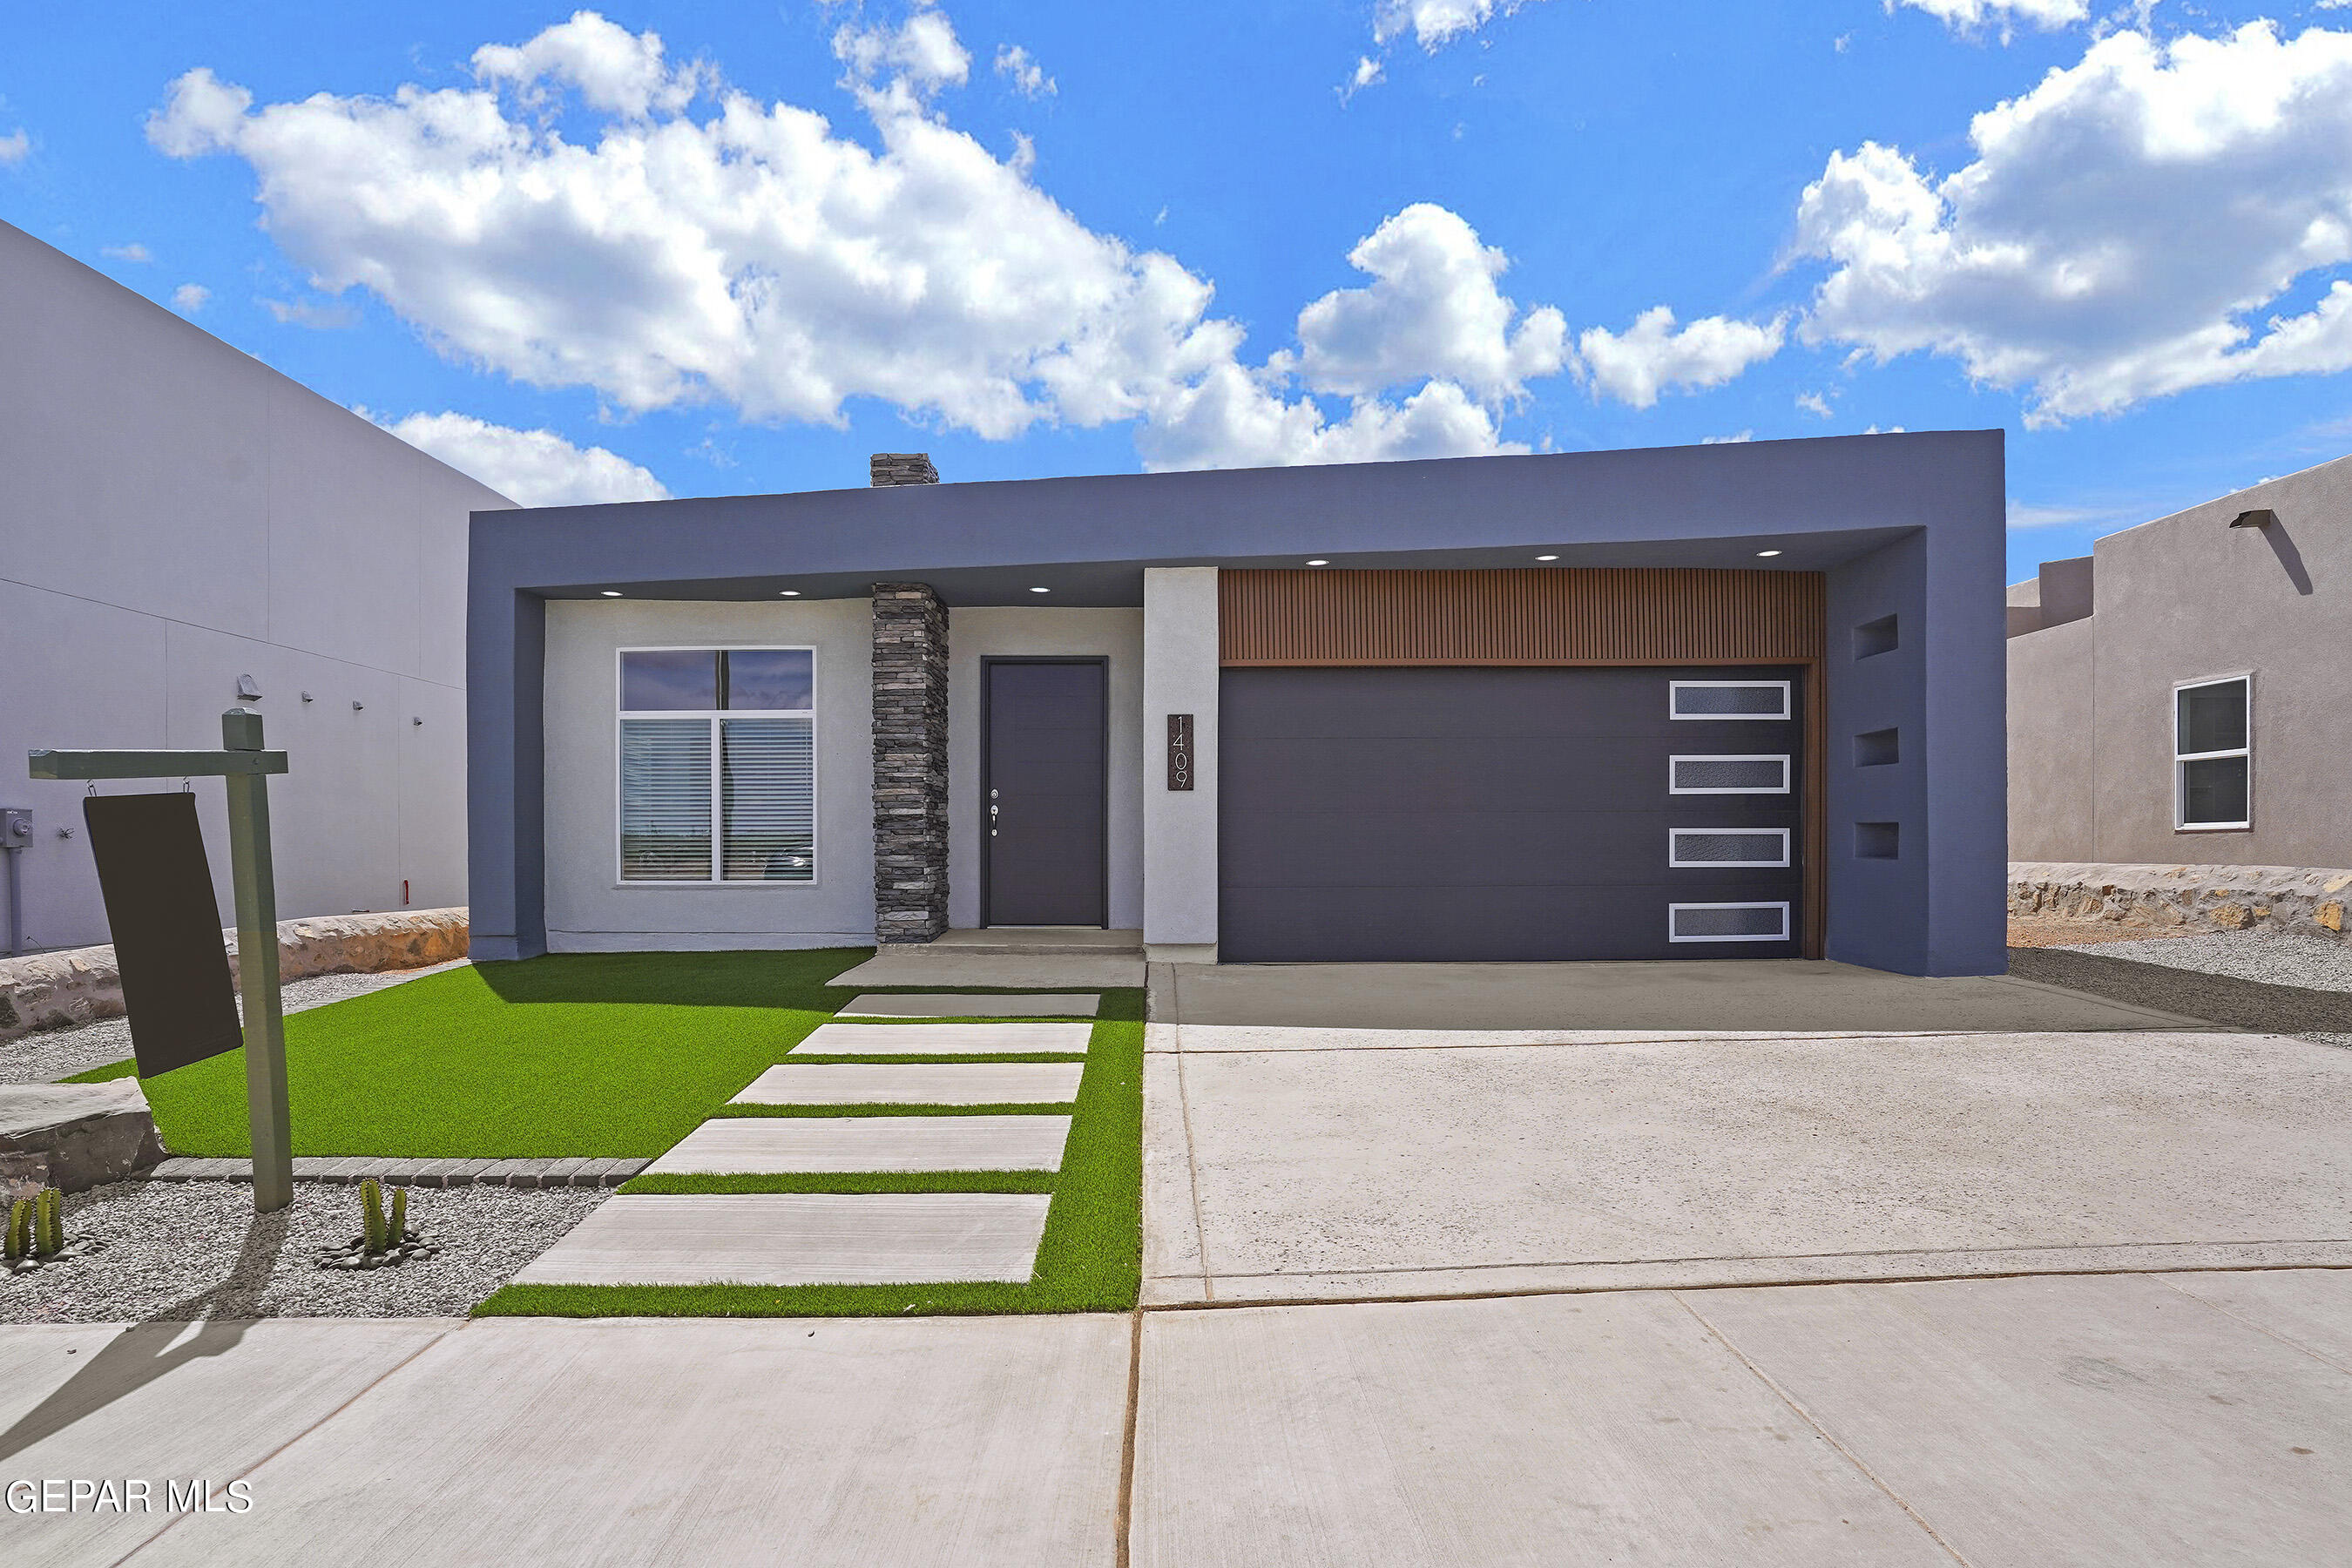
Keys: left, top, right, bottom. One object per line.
{"left": 221, "top": 706, "right": 294, "bottom": 1213}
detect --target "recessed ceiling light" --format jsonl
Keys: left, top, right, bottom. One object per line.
{"left": 779, "top": 590, "right": 801, "bottom": 597}
{"left": 1755, "top": 550, "right": 1782, "bottom": 558}
{"left": 1535, "top": 554, "right": 1559, "bottom": 562}
{"left": 600, "top": 590, "right": 624, "bottom": 597}
{"left": 1305, "top": 558, "right": 1330, "bottom": 566}
{"left": 1029, "top": 586, "right": 1051, "bottom": 593}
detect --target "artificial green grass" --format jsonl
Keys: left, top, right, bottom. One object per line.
{"left": 474, "top": 1008, "right": 1145, "bottom": 1319}
{"left": 65, "top": 949, "right": 892, "bottom": 1159}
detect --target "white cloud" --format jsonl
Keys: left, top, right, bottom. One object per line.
{"left": 104, "top": 242, "right": 153, "bottom": 262}
{"left": 1374, "top": 0, "right": 1545, "bottom": 51}
{"left": 144, "top": 10, "right": 1597, "bottom": 471}
{"left": 2005, "top": 498, "right": 2107, "bottom": 528}
{"left": 1576, "top": 307, "right": 1785, "bottom": 408}
{"left": 1291, "top": 204, "right": 1567, "bottom": 404}
{"left": 378, "top": 410, "right": 670, "bottom": 505}
{"left": 1701, "top": 430, "right": 1755, "bottom": 443}
{"left": 1341, "top": 55, "right": 1385, "bottom": 100}
{"left": 1796, "top": 24, "right": 2352, "bottom": 425}
{"left": 994, "top": 44, "right": 1055, "bottom": 98}
{"left": 170, "top": 283, "right": 209, "bottom": 312}
{"left": 261, "top": 297, "right": 358, "bottom": 329}
{"left": 1889, "top": 0, "right": 2089, "bottom": 37}
{"left": 0, "top": 129, "right": 28, "bottom": 166}
{"left": 1795, "top": 389, "right": 1835, "bottom": 417}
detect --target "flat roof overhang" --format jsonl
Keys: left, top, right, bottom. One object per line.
{"left": 476, "top": 431, "right": 2001, "bottom": 609}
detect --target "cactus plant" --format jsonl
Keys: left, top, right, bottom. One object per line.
{"left": 360, "top": 1178, "right": 388, "bottom": 1255}
{"left": 389, "top": 1185, "right": 408, "bottom": 1244}
{"left": 36, "top": 1188, "right": 62, "bottom": 1258}
{"left": 3, "top": 1197, "right": 26, "bottom": 1261}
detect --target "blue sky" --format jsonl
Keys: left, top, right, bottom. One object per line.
{"left": 7, "top": 1, "right": 2352, "bottom": 581}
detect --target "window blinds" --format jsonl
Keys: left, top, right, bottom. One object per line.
{"left": 720, "top": 718, "right": 815, "bottom": 882}
{"left": 619, "top": 720, "right": 713, "bottom": 880}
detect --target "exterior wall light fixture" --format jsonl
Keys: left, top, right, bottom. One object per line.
{"left": 600, "top": 590, "right": 624, "bottom": 598}
{"left": 1029, "top": 586, "right": 1051, "bottom": 593}
{"left": 1755, "top": 550, "right": 1783, "bottom": 558}
{"left": 1305, "top": 559, "right": 1330, "bottom": 566}
{"left": 779, "top": 590, "right": 801, "bottom": 597}
{"left": 1535, "top": 554, "right": 1559, "bottom": 562}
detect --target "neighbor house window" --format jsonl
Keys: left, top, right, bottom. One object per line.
{"left": 618, "top": 648, "right": 815, "bottom": 882}
{"left": 2173, "top": 675, "right": 2250, "bottom": 830}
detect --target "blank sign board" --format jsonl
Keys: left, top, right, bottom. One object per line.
{"left": 83, "top": 792, "right": 242, "bottom": 1078}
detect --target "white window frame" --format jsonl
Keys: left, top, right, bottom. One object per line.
{"left": 615, "top": 645, "right": 820, "bottom": 886}
{"left": 1668, "top": 902, "right": 1791, "bottom": 943}
{"left": 1667, "top": 827, "right": 1792, "bottom": 868}
{"left": 1669, "top": 679, "right": 1792, "bottom": 720}
{"left": 1668, "top": 754, "right": 1792, "bottom": 795}
{"left": 2172, "top": 672, "right": 2253, "bottom": 833}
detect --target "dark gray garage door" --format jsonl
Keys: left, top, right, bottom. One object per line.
{"left": 1219, "top": 665, "right": 1805, "bottom": 962}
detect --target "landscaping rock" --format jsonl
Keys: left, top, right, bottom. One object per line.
{"left": 0, "top": 907, "right": 469, "bottom": 1044}
{"left": 0, "top": 1079, "right": 166, "bottom": 1193}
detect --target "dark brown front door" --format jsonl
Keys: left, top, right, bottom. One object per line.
{"left": 983, "top": 659, "right": 1108, "bottom": 927}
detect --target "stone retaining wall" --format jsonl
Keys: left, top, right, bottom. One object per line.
{"left": 0, "top": 907, "right": 468, "bottom": 1042}
{"left": 2010, "top": 863, "right": 2350, "bottom": 942}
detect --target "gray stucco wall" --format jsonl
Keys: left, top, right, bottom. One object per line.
{"left": 2007, "top": 452, "right": 2350, "bottom": 866}
{"left": 2007, "top": 617, "right": 2097, "bottom": 862}
{"left": 541, "top": 598, "right": 875, "bottom": 950}
{"left": 946, "top": 608, "right": 1144, "bottom": 932}
{"left": 1141, "top": 569, "right": 1220, "bottom": 958}
{"left": 471, "top": 430, "right": 2007, "bottom": 975}
{"left": 1, "top": 219, "right": 510, "bottom": 952}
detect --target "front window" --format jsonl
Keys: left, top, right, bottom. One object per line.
{"left": 2174, "top": 675, "right": 2250, "bottom": 830}
{"left": 618, "top": 648, "right": 815, "bottom": 882}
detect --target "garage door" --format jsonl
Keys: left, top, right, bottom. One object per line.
{"left": 1219, "top": 665, "right": 1805, "bottom": 962}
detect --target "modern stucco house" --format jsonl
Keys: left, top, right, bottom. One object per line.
{"left": 467, "top": 432, "right": 2008, "bottom": 977}
{"left": 1, "top": 220, "right": 510, "bottom": 953}
{"left": 2007, "top": 454, "right": 2348, "bottom": 868}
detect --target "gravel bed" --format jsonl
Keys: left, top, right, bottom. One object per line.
{"left": 2058, "top": 929, "right": 2352, "bottom": 994}
{"left": 0, "top": 1179, "right": 604, "bottom": 1322}
{"left": 0, "top": 961, "right": 468, "bottom": 1085}
{"left": 2044, "top": 929, "right": 2352, "bottom": 1050}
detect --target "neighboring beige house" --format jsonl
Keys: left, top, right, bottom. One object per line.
{"left": 2007, "top": 453, "right": 2348, "bottom": 868}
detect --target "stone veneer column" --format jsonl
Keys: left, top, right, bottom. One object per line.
{"left": 871, "top": 584, "right": 950, "bottom": 943}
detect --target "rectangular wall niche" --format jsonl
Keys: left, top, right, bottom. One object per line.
{"left": 1855, "top": 821, "right": 1901, "bottom": 860}
{"left": 1854, "top": 613, "right": 1899, "bottom": 659}
{"left": 1854, "top": 727, "right": 1900, "bottom": 767}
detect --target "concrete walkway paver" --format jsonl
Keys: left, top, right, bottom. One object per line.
{"left": 643, "top": 1115, "right": 1072, "bottom": 1175}
{"left": 126, "top": 1315, "right": 1127, "bottom": 1567}
{"left": 838, "top": 992, "right": 1102, "bottom": 1017}
{"left": 1685, "top": 1271, "right": 2352, "bottom": 1567}
{"left": 510, "top": 1193, "right": 1053, "bottom": 1286}
{"left": 793, "top": 1019, "right": 1095, "bottom": 1054}
{"left": 733, "top": 1062, "right": 1084, "bottom": 1105}
{"left": 1132, "top": 1292, "right": 1956, "bottom": 1567}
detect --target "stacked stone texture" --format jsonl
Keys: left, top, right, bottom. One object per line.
{"left": 869, "top": 452, "right": 940, "bottom": 486}
{"left": 2008, "top": 862, "right": 2350, "bottom": 943}
{"left": 872, "top": 585, "right": 950, "bottom": 943}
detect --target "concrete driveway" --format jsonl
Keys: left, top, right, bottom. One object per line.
{"left": 10, "top": 957, "right": 2349, "bottom": 1565}
{"left": 1145, "top": 959, "right": 2352, "bottom": 1305}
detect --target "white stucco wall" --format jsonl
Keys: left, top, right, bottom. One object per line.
{"left": 946, "top": 608, "right": 1145, "bottom": 930}
{"left": 541, "top": 598, "right": 875, "bottom": 951}
{"left": 1142, "top": 568, "right": 1219, "bottom": 957}
{"left": 0, "top": 220, "right": 509, "bottom": 953}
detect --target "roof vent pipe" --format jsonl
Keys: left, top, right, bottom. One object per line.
{"left": 870, "top": 453, "right": 939, "bottom": 486}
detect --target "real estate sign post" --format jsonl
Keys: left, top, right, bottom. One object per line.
{"left": 29, "top": 707, "right": 295, "bottom": 1212}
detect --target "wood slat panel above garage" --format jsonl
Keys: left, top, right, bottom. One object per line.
{"left": 1220, "top": 568, "right": 1825, "bottom": 666}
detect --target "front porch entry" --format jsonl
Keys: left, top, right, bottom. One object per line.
{"left": 983, "top": 658, "right": 1110, "bottom": 929}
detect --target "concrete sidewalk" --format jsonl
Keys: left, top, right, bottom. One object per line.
{"left": 5, "top": 1269, "right": 2346, "bottom": 1565}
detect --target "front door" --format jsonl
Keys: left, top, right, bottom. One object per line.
{"left": 983, "top": 659, "right": 1108, "bottom": 927}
